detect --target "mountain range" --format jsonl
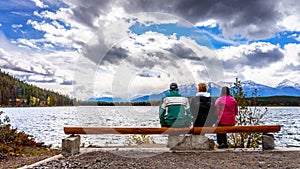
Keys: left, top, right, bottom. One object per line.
{"left": 88, "top": 79, "right": 300, "bottom": 102}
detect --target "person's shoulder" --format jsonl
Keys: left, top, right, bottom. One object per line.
{"left": 227, "top": 96, "right": 237, "bottom": 102}
{"left": 191, "top": 95, "right": 200, "bottom": 101}
{"left": 216, "top": 96, "right": 223, "bottom": 100}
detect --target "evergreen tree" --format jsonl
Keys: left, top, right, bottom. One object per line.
{"left": 0, "top": 70, "right": 74, "bottom": 107}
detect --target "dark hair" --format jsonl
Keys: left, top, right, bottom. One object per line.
{"left": 220, "top": 86, "right": 230, "bottom": 96}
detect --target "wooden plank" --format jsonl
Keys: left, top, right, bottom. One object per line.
{"left": 64, "top": 125, "right": 280, "bottom": 135}
{"left": 64, "top": 127, "right": 193, "bottom": 135}
{"left": 193, "top": 125, "right": 281, "bottom": 134}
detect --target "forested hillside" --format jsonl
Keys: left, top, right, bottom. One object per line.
{"left": 0, "top": 70, "right": 74, "bottom": 107}
{"left": 246, "top": 96, "right": 300, "bottom": 106}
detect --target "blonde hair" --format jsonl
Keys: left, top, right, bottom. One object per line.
{"left": 198, "top": 83, "right": 208, "bottom": 92}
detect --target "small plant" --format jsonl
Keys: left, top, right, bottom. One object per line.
{"left": 125, "top": 134, "right": 154, "bottom": 145}
{"left": 228, "top": 78, "right": 268, "bottom": 148}
{"left": 0, "top": 111, "right": 41, "bottom": 157}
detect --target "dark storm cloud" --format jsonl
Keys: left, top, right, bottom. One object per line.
{"left": 67, "top": 0, "right": 285, "bottom": 66}
{"left": 243, "top": 48, "right": 284, "bottom": 67}
{"left": 81, "top": 31, "right": 110, "bottom": 64}
{"left": 127, "top": 51, "right": 165, "bottom": 69}
{"left": 138, "top": 73, "right": 152, "bottom": 77}
{"left": 168, "top": 43, "right": 201, "bottom": 61}
{"left": 71, "top": 6, "right": 99, "bottom": 28}
{"left": 60, "top": 80, "right": 73, "bottom": 85}
{"left": 120, "top": 0, "right": 282, "bottom": 39}
{"left": 0, "top": 56, "right": 55, "bottom": 76}
{"left": 67, "top": 0, "right": 279, "bottom": 40}
{"left": 97, "top": 41, "right": 214, "bottom": 71}
{"left": 65, "top": 0, "right": 112, "bottom": 28}
{"left": 148, "top": 38, "right": 155, "bottom": 42}
{"left": 223, "top": 46, "right": 284, "bottom": 69}
{"left": 102, "top": 46, "right": 129, "bottom": 65}
{"left": 26, "top": 78, "right": 56, "bottom": 83}
{"left": 283, "top": 64, "right": 300, "bottom": 71}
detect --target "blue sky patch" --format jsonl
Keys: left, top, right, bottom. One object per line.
{"left": 251, "top": 31, "right": 300, "bottom": 48}
{"left": 129, "top": 22, "right": 235, "bottom": 49}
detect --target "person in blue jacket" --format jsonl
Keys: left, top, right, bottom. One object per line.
{"left": 159, "top": 83, "right": 192, "bottom": 127}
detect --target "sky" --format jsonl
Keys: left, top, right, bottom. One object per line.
{"left": 0, "top": 0, "right": 299, "bottom": 100}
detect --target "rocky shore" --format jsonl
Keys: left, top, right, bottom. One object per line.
{"left": 22, "top": 148, "right": 300, "bottom": 169}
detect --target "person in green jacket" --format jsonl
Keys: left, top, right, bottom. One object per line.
{"left": 159, "top": 83, "right": 192, "bottom": 127}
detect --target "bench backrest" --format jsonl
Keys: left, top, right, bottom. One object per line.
{"left": 64, "top": 125, "right": 281, "bottom": 135}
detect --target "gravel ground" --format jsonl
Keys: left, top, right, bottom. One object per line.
{"left": 0, "top": 149, "right": 60, "bottom": 169}
{"left": 24, "top": 149, "right": 300, "bottom": 169}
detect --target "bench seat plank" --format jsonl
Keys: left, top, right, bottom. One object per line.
{"left": 64, "top": 125, "right": 280, "bottom": 135}
{"left": 193, "top": 125, "right": 281, "bottom": 134}
{"left": 64, "top": 127, "right": 192, "bottom": 135}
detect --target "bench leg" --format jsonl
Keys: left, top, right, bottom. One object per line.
{"left": 62, "top": 135, "right": 81, "bottom": 157}
{"left": 262, "top": 134, "right": 275, "bottom": 150}
{"left": 168, "top": 135, "right": 215, "bottom": 150}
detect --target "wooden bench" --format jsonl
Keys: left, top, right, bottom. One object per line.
{"left": 62, "top": 125, "right": 281, "bottom": 156}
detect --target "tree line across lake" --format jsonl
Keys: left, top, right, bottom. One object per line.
{"left": 83, "top": 95, "right": 299, "bottom": 107}
{"left": 0, "top": 70, "right": 75, "bottom": 107}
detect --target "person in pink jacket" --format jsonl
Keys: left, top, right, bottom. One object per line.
{"left": 215, "top": 86, "right": 238, "bottom": 148}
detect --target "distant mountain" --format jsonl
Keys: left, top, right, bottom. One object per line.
{"left": 276, "top": 79, "right": 300, "bottom": 89}
{"left": 241, "top": 80, "right": 300, "bottom": 97}
{"left": 88, "top": 97, "right": 125, "bottom": 102}
{"left": 89, "top": 80, "right": 300, "bottom": 102}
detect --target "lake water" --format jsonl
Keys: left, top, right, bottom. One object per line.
{"left": 1, "top": 106, "right": 299, "bottom": 148}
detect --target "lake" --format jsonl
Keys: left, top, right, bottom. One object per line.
{"left": 1, "top": 106, "right": 299, "bottom": 148}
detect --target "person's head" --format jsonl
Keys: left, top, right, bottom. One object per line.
{"left": 220, "top": 86, "right": 230, "bottom": 96}
{"left": 198, "top": 83, "right": 208, "bottom": 92}
{"left": 169, "top": 82, "right": 178, "bottom": 91}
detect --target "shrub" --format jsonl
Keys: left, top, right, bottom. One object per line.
{"left": 125, "top": 134, "right": 154, "bottom": 145}
{"left": 228, "top": 78, "right": 268, "bottom": 148}
{"left": 0, "top": 111, "right": 39, "bottom": 156}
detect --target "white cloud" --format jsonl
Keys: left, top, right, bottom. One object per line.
{"left": 283, "top": 43, "right": 300, "bottom": 66}
{"left": 31, "top": 0, "right": 48, "bottom": 8}
{"left": 216, "top": 42, "right": 289, "bottom": 86}
{"left": 28, "top": 9, "right": 97, "bottom": 51}
{"left": 217, "top": 42, "right": 283, "bottom": 62}
{"left": 278, "top": 15, "right": 300, "bottom": 32}
{"left": 12, "top": 24, "right": 23, "bottom": 28}
{"left": 195, "top": 19, "right": 217, "bottom": 28}
{"left": 277, "top": 0, "right": 300, "bottom": 32}
{"left": 0, "top": 31, "right": 78, "bottom": 96}
{"left": 27, "top": 19, "right": 63, "bottom": 36}
{"left": 13, "top": 39, "right": 40, "bottom": 49}
{"left": 26, "top": 19, "right": 88, "bottom": 49}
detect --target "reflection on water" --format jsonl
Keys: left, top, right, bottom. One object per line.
{"left": 1, "top": 106, "right": 299, "bottom": 148}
